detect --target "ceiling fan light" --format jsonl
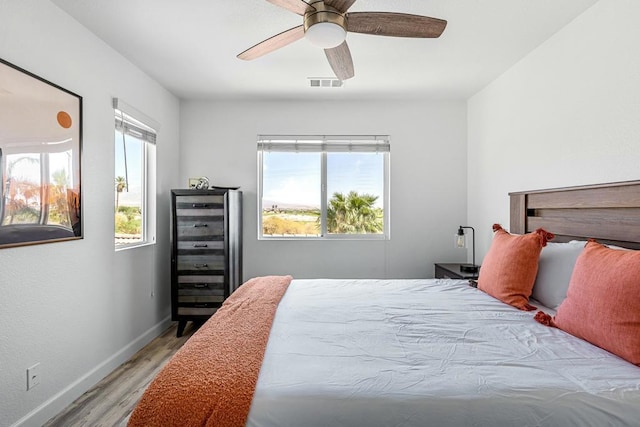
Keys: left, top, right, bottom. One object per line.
{"left": 305, "top": 22, "right": 346, "bottom": 49}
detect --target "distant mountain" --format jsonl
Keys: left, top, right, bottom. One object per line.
{"left": 262, "top": 200, "right": 319, "bottom": 210}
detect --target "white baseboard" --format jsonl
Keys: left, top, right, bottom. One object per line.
{"left": 11, "top": 315, "right": 172, "bottom": 427}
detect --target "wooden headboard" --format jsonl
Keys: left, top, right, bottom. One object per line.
{"left": 509, "top": 180, "right": 640, "bottom": 250}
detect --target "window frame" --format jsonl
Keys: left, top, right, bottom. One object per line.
{"left": 257, "top": 135, "right": 390, "bottom": 241}
{"left": 113, "top": 98, "right": 157, "bottom": 251}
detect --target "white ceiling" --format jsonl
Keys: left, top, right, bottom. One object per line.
{"left": 51, "top": 0, "right": 599, "bottom": 101}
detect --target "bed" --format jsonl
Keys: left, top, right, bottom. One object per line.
{"left": 128, "top": 180, "right": 640, "bottom": 427}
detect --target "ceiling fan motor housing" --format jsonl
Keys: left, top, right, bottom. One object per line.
{"left": 304, "top": 1, "right": 347, "bottom": 48}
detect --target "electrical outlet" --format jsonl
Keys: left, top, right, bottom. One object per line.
{"left": 27, "top": 363, "right": 40, "bottom": 390}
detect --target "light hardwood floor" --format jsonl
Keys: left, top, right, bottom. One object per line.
{"left": 43, "top": 322, "right": 196, "bottom": 427}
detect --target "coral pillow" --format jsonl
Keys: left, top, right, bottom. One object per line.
{"left": 535, "top": 241, "right": 640, "bottom": 366}
{"left": 478, "top": 224, "right": 554, "bottom": 310}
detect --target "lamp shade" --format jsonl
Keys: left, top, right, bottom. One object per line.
{"left": 455, "top": 227, "right": 466, "bottom": 248}
{"left": 305, "top": 22, "right": 347, "bottom": 48}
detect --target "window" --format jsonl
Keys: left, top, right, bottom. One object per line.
{"left": 258, "top": 135, "right": 390, "bottom": 239}
{"left": 114, "top": 99, "right": 157, "bottom": 249}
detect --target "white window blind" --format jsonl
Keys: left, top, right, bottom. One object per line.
{"left": 112, "top": 97, "right": 158, "bottom": 144}
{"left": 258, "top": 135, "right": 390, "bottom": 153}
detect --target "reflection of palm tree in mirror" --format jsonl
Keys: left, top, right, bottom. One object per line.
{"left": 46, "top": 169, "right": 71, "bottom": 226}
{"left": 115, "top": 176, "right": 127, "bottom": 212}
{"left": 326, "top": 191, "right": 383, "bottom": 234}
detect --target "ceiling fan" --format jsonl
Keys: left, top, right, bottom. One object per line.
{"left": 237, "top": 0, "right": 447, "bottom": 81}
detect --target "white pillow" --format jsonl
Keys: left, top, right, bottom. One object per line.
{"left": 531, "top": 241, "right": 586, "bottom": 310}
{"left": 606, "top": 244, "right": 632, "bottom": 251}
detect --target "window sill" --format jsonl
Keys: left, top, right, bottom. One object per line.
{"left": 259, "top": 235, "right": 389, "bottom": 241}
{"left": 115, "top": 239, "right": 156, "bottom": 252}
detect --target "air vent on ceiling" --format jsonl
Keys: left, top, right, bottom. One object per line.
{"left": 308, "top": 77, "right": 344, "bottom": 88}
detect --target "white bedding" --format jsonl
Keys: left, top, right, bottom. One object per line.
{"left": 247, "top": 279, "right": 640, "bottom": 427}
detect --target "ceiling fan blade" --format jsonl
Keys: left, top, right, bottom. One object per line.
{"left": 237, "top": 25, "right": 305, "bottom": 60}
{"left": 324, "top": 0, "right": 357, "bottom": 13}
{"left": 346, "top": 12, "right": 447, "bottom": 38}
{"left": 325, "top": 41, "right": 355, "bottom": 81}
{"left": 266, "top": 0, "right": 314, "bottom": 16}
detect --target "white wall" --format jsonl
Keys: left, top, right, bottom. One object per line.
{"left": 0, "top": 2, "right": 181, "bottom": 426}
{"left": 180, "top": 99, "right": 468, "bottom": 280}
{"left": 467, "top": 0, "right": 640, "bottom": 259}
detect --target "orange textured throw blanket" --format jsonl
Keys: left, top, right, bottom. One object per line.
{"left": 128, "top": 275, "right": 293, "bottom": 427}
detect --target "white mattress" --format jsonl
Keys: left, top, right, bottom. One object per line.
{"left": 247, "top": 279, "right": 640, "bottom": 427}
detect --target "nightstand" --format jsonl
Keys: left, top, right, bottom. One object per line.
{"left": 434, "top": 263, "right": 480, "bottom": 280}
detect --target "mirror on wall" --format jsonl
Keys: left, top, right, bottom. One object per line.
{"left": 0, "top": 58, "right": 82, "bottom": 249}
